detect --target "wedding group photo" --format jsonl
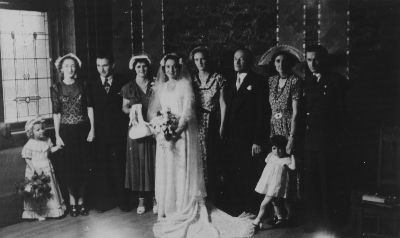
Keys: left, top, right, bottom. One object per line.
{"left": 0, "top": 0, "right": 399, "bottom": 238}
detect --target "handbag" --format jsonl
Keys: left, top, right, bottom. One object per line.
{"left": 128, "top": 104, "right": 152, "bottom": 139}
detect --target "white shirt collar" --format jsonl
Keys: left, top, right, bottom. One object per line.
{"left": 237, "top": 72, "right": 248, "bottom": 81}
{"left": 313, "top": 73, "right": 321, "bottom": 82}
{"left": 101, "top": 75, "right": 113, "bottom": 85}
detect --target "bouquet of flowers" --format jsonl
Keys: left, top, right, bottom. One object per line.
{"left": 150, "top": 109, "right": 180, "bottom": 141}
{"left": 15, "top": 172, "right": 52, "bottom": 202}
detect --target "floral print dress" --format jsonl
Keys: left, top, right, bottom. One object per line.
{"left": 268, "top": 73, "right": 302, "bottom": 199}
{"left": 194, "top": 72, "right": 227, "bottom": 184}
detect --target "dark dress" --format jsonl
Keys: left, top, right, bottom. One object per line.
{"left": 50, "top": 80, "right": 92, "bottom": 188}
{"left": 122, "top": 80, "right": 156, "bottom": 192}
{"left": 193, "top": 72, "right": 227, "bottom": 185}
{"left": 268, "top": 73, "right": 303, "bottom": 199}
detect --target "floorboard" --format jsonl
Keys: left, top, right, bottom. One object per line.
{"left": 0, "top": 207, "right": 344, "bottom": 238}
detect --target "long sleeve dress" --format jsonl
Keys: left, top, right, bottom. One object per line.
{"left": 153, "top": 79, "right": 253, "bottom": 238}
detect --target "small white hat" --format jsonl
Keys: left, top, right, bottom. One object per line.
{"left": 54, "top": 53, "right": 82, "bottom": 69}
{"left": 129, "top": 53, "right": 152, "bottom": 70}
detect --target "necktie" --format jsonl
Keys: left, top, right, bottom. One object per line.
{"left": 312, "top": 75, "right": 318, "bottom": 86}
{"left": 104, "top": 78, "right": 110, "bottom": 93}
{"left": 236, "top": 75, "right": 242, "bottom": 90}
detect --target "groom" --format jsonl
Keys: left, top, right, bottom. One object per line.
{"left": 89, "top": 53, "right": 132, "bottom": 213}
{"left": 225, "top": 48, "right": 270, "bottom": 216}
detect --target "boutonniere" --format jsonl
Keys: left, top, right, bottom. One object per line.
{"left": 247, "top": 85, "right": 252, "bottom": 90}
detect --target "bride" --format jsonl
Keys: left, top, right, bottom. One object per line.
{"left": 148, "top": 53, "right": 254, "bottom": 238}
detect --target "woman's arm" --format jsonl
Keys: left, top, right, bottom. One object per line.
{"left": 53, "top": 113, "right": 64, "bottom": 147}
{"left": 287, "top": 99, "right": 299, "bottom": 154}
{"left": 87, "top": 107, "right": 95, "bottom": 142}
{"left": 122, "top": 98, "right": 131, "bottom": 114}
{"left": 219, "top": 87, "right": 227, "bottom": 138}
{"left": 287, "top": 155, "right": 296, "bottom": 170}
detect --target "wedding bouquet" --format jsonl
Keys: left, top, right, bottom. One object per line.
{"left": 150, "top": 109, "right": 180, "bottom": 141}
{"left": 15, "top": 172, "right": 52, "bottom": 202}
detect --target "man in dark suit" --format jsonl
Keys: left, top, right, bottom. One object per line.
{"left": 225, "top": 48, "right": 269, "bottom": 216}
{"left": 89, "top": 54, "right": 132, "bottom": 212}
{"left": 303, "top": 45, "right": 347, "bottom": 232}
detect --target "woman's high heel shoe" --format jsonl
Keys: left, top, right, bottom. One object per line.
{"left": 70, "top": 205, "right": 79, "bottom": 217}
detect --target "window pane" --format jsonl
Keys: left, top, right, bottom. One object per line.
{"left": 0, "top": 9, "right": 52, "bottom": 123}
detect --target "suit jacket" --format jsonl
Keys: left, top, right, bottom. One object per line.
{"left": 226, "top": 70, "right": 270, "bottom": 149}
{"left": 89, "top": 73, "right": 129, "bottom": 145}
{"left": 304, "top": 70, "right": 347, "bottom": 151}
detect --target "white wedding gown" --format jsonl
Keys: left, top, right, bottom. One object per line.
{"left": 153, "top": 79, "right": 254, "bottom": 238}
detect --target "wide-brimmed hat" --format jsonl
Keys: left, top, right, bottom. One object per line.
{"left": 54, "top": 53, "right": 82, "bottom": 69}
{"left": 258, "top": 45, "right": 304, "bottom": 65}
{"left": 129, "top": 53, "right": 152, "bottom": 70}
{"left": 189, "top": 46, "right": 209, "bottom": 61}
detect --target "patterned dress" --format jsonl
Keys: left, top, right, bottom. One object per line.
{"left": 122, "top": 80, "right": 156, "bottom": 192}
{"left": 193, "top": 72, "right": 227, "bottom": 184}
{"left": 268, "top": 73, "right": 302, "bottom": 199}
{"left": 50, "top": 80, "right": 92, "bottom": 188}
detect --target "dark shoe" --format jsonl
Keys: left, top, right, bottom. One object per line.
{"left": 70, "top": 205, "right": 79, "bottom": 217}
{"left": 97, "top": 208, "right": 106, "bottom": 213}
{"left": 251, "top": 223, "right": 262, "bottom": 232}
{"left": 119, "top": 204, "right": 133, "bottom": 212}
{"left": 78, "top": 204, "right": 89, "bottom": 216}
{"left": 303, "top": 225, "right": 317, "bottom": 233}
{"left": 271, "top": 219, "right": 286, "bottom": 229}
{"left": 265, "top": 215, "right": 278, "bottom": 225}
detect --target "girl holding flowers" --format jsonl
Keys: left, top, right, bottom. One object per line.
{"left": 21, "top": 117, "right": 66, "bottom": 220}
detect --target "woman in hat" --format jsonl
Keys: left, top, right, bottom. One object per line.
{"left": 122, "top": 53, "right": 156, "bottom": 214}
{"left": 189, "top": 46, "right": 227, "bottom": 198}
{"left": 261, "top": 45, "right": 304, "bottom": 226}
{"left": 50, "top": 53, "right": 94, "bottom": 217}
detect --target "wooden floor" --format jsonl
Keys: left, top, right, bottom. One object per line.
{"left": 0, "top": 206, "right": 349, "bottom": 238}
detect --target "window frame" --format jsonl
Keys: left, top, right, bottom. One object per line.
{"left": 0, "top": 0, "right": 59, "bottom": 133}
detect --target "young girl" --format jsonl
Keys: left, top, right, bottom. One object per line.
{"left": 22, "top": 117, "right": 66, "bottom": 220}
{"left": 252, "top": 135, "right": 296, "bottom": 229}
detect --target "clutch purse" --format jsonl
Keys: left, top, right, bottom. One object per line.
{"left": 128, "top": 104, "right": 152, "bottom": 139}
{"left": 129, "top": 123, "right": 152, "bottom": 139}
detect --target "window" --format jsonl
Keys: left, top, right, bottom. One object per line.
{"left": 0, "top": 9, "right": 52, "bottom": 124}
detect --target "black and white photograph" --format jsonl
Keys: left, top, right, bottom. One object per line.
{"left": 0, "top": 0, "right": 399, "bottom": 237}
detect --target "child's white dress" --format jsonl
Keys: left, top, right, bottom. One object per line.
{"left": 255, "top": 153, "right": 292, "bottom": 198}
{"left": 22, "top": 138, "right": 66, "bottom": 219}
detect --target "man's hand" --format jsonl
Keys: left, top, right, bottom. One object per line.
{"left": 251, "top": 144, "right": 262, "bottom": 157}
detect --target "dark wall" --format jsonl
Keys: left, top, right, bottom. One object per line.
{"left": 163, "top": 0, "right": 277, "bottom": 74}
{"left": 348, "top": 0, "right": 400, "bottom": 187}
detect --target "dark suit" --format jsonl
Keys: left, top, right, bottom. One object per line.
{"left": 303, "top": 70, "right": 347, "bottom": 226}
{"left": 89, "top": 74, "right": 129, "bottom": 210}
{"left": 225, "top": 70, "right": 269, "bottom": 215}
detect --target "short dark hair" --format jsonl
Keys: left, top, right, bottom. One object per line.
{"left": 162, "top": 54, "right": 182, "bottom": 73}
{"left": 269, "top": 135, "right": 288, "bottom": 149}
{"left": 306, "top": 45, "right": 328, "bottom": 59}
{"left": 270, "top": 51, "right": 298, "bottom": 69}
{"left": 96, "top": 53, "right": 115, "bottom": 65}
{"left": 190, "top": 47, "right": 210, "bottom": 61}
{"left": 57, "top": 56, "right": 81, "bottom": 74}
{"left": 131, "top": 58, "right": 151, "bottom": 77}
{"left": 235, "top": 48, "right": 254, "bottom": 64}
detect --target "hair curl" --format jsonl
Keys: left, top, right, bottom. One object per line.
{"left": 26, "top": 121, "right": 45, "bottom": 139}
